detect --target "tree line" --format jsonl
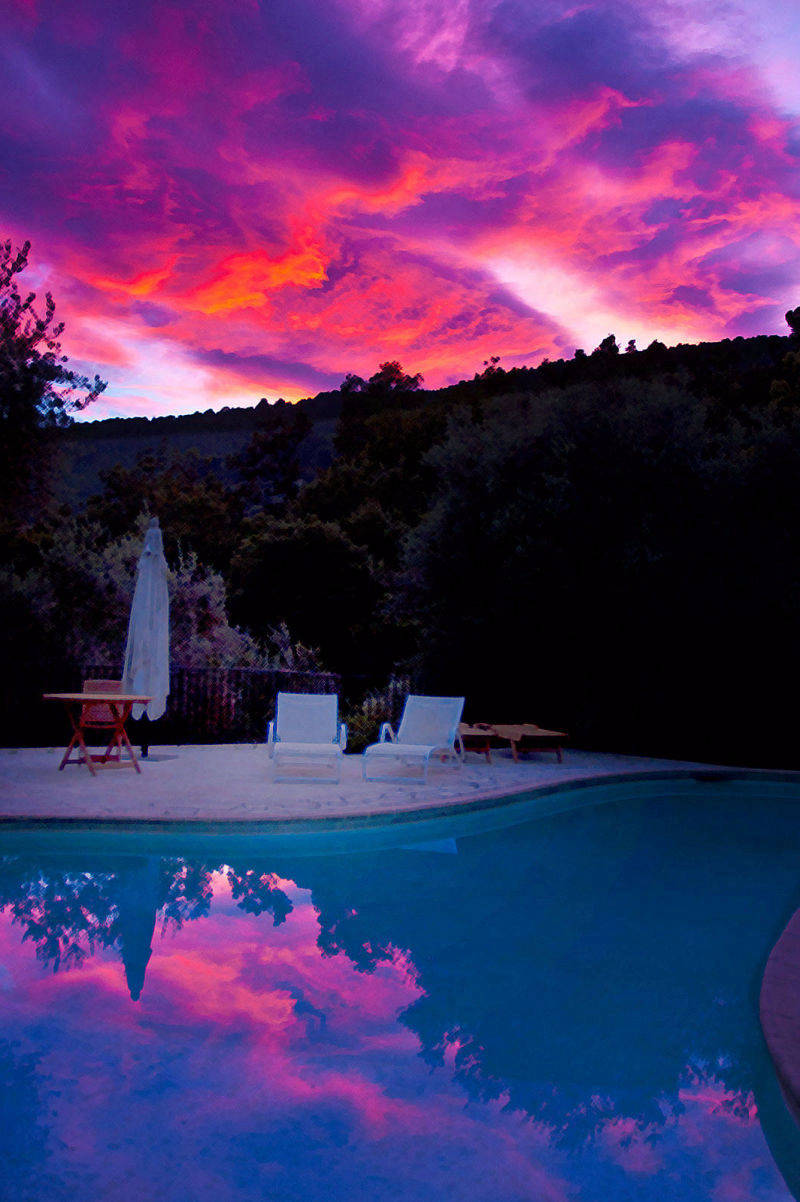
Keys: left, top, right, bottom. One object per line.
{"left": 3, "top": 237, "right": 800, "bottom": 764}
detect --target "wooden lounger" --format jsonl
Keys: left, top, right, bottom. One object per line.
{"left": 459, "top": 723, "right": 568, "bottom": 763}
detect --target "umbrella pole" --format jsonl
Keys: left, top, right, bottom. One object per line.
{"left": 141, "top": 715, "right": 149, "bottom": 758}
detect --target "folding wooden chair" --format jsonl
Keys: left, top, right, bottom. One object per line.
{"left": 60, "top": 679, "right": 133, "bottom": 773}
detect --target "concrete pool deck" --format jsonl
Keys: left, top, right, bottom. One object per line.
{"left": 0, "top": 742, "right": 719, "bottom": 824}
{"left": 761, "top": 911, "right": 800, "bottom": 1129}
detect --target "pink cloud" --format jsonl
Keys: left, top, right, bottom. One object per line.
{"left": 1, "top": 0, "right": 798, "bottom": 414}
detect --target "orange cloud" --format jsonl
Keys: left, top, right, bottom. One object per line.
{"left": 94, "top": 257, "right": 177, "bottom": 299}
{"left": 187, "top": 227, "right": 330, "bottom": 315}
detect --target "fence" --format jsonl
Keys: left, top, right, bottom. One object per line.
{"left": 4, "top": 666, "right": 415, "bottom": 749}
{"left": 83, "top": 665, "right": 341, "bottom": 744}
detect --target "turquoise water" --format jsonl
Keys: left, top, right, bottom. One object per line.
{"left": 2, "top": 778, "right": 800, "bottom": 1200}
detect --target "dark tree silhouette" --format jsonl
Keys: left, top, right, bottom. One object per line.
{"left": 226, "top": 866, "right": 293, "bottom": 924}
{"left": 0, "top": 239, "right": 105, "bottom": 519}
{"left": 593, "top": 332, "right": 620, "bottom": 355}
{"left": 85, "top": 451, "right": 242, "bottom": 570}
{"left": 229, "top": 515, "right": 379, "bottom": 672}
{"left": 400, "top": 374, "right": 800, "bottom": 765}
{"left": 334, "top": 361, "right": 424, "bottom": 458}
{"left": 786, "top": 306, "right": 800, "bottom": 337}
{"left": 230, "top": 398, "right": 312, "bottom": 515}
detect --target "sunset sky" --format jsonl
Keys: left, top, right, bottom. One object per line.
{"left": 2, "top": 0, "right": 800, "bottom": 418}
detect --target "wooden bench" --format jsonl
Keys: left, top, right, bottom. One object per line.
{"left": 491, "top": 724, "right": 568, "bottom": 763}
{"left": 459, "top": 723, "right": 568, "bottom": 764}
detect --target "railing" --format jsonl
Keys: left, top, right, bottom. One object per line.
{"left": 83, "top": 665, "right": 341, "bottom": 744}
{"left": 6, "top": 665, "right": 411, "bottom": 749}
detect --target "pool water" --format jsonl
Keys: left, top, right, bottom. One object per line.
{"left": 2, "top": 778, "right": 800, "bottom": 1201}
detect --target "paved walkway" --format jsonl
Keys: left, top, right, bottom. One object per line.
{"left": 761, "top": 910, "right": 800, "bottom": 1126}
{"left": 0, "top": 744, "right": 712, "bottom": 823}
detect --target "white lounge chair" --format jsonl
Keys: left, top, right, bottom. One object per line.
{"left": 362, "top": 694, "right": 465, "bottom": 782}
{"left": 267, "top": 692, "right": 347, "bottom": 782}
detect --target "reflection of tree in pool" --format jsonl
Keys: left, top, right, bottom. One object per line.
{"left": 0, "top": 858, "right": 119, "bottom": 971}
{"left": 0, "top": 855, "right": 293, "bottom": 998}
{"left": 0, "top": 855, "right": 215, "bottom": 996}
{"left": 288, "top": 794, "right": 800, "bottom": 1142}
{"left": 225, "top": 864, "right": 293, "bottom": 925}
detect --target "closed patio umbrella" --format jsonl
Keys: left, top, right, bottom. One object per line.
{"left": 123, "top": 517, "right": 170, "bottom": 724}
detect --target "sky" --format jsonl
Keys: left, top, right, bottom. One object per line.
{"left": 2, "top": 0, "right": 800, "bottom": 419}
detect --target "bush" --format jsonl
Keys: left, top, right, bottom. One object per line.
{"left": 343, "top": 676, "right": 412, "bottom": 753}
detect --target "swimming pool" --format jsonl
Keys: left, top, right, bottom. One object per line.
{"left": 2, "top": 776, "right": 800, "bottom": 1200}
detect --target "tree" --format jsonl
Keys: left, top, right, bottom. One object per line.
{"left": 297, "top": 404, "right": 448, "bottom": 562}
{"left": 400, "top": 377, "right": 800, "bottom": 765}
{"left": 338, "top": 361, "right": 424, "bottom": 396}
{"left": 0, "top": 240, "right": 105, "bottom": 519}
{"left": 334, "top": 361, "right": 424, "bottom": 458}
{"left": 476, "top": 355, "right": 502, "bottom": 378}
{"left": 592, "top": 333, "right": 619, "bottom": 356}
{"left": 229, "top": 516, "right": 381, "bottom": 673}
{"left": 85, "top": 451, "right": 242, "bottom": 570}
{"left": 769, "top": 344, "right": 800, "bottom": 410}
{"left": 364, "top": 361, "right": 424, "bottom": 393}
{"left": 786, "top": 307, "right": 800, "bottom": 338}
{"left": 291, "top": 400, "right": 452, "bottom": 673}
{"left": 229, "top": 398, "right": 312, "bottom": 514}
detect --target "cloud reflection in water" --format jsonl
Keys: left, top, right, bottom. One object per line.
{"left": 0, "top": 790, "right": 799, "bottom": 1200}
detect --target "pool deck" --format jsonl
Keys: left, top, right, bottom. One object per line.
{"left": 0, "top": 743, "right": 716, "bottom": 824}
{"left": 761, "top": 911, "right": 800, "bottom": 1128}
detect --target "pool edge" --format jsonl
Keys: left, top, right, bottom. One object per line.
{"left": 2, "top": 765, "right": 799, "bottom": 835}
{"left": 761, "top": 908, "right": 800, "bottom": 1133}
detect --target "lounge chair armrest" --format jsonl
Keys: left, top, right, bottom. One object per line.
{"left": 379, "top": 723, "right": 396, "bottom": 742}
{"left": 339, "top": 723, "right": 348, "bottom": 751}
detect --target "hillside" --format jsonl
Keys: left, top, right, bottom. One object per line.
{"left": 51, "top": 329, "right": 794, "bottom": 515}
{"left": 55, "top": 393, "right": 342, "bottom": 509}
{"left": 63, "top": 327, "right": 791, "bottom": 430}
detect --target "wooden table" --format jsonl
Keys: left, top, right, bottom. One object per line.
{"left": 43, "top": 692, "right": 152, "bottom": 775}
{"left": 459, "top": 723, "right": 568, "bottom": 764}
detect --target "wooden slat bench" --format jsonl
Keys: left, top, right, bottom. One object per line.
{"left": 459, "top": 722, "right": 568, "bottom": 764}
